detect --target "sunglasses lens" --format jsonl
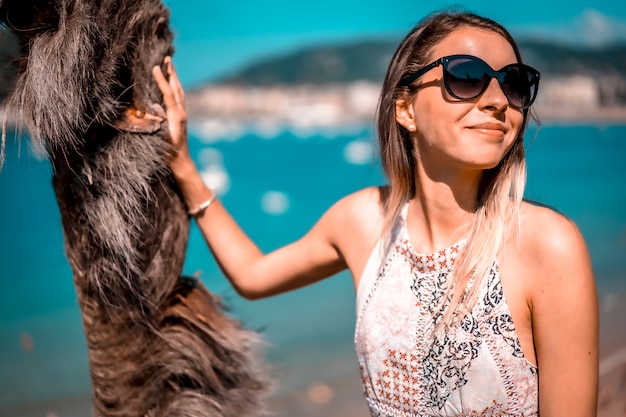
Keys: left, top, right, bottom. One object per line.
{"left": 445, "top": 57, "right": 539, "bottom": 109}
{"left": 445, "top": 57, "right": 490, "bottom": 99}
{"left": 501, "top": 67, "right": 537, "bottom": 109}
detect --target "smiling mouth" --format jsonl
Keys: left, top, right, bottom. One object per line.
{"left": 472, "top": 127, "right": 504, "bottom": 135}
{"left": 468, "top": 124, "right": 507, "bottom": 138}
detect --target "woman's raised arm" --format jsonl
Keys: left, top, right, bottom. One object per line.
{"left": 152, "top": 58, "right": 350, "bottom": 299}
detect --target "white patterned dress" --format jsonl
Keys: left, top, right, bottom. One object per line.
{"left": 355, "top": 205, "right": 538, "bottom": 417}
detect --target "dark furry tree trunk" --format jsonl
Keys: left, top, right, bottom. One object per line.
{"left": 0, "top": 1, "right": 269, "bottom": 416}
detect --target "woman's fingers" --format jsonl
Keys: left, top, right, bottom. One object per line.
{"left": 165, "top": 57, "right": 185, "bottom": 106}
{"left": 153, "top": 57, "right": 188, "bottom": 149}
{"left": 153, "top": 58, "right": 184, "bottom": 113}
{"left": 152, "top": 64, "right": 175, "bottom": 107}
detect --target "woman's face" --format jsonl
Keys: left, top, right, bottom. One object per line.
{"left": 396, "top": 26, "right": 524, "bottom": 180}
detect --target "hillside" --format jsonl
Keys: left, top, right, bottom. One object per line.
{"left": 214, "top": 38, "right": 626, "bottom": 86}
{"left": 519, "top": 40, "right": 626, "bottom": 77}
{"left": 217, "top": 40, "right": 396, "bottom": 86}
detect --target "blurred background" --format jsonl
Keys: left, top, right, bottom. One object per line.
{"left": 1, "top": 1, "right": 625, "bottom": 416}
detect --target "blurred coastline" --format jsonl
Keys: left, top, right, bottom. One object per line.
{"left": 184, "top": 81, "right": 626, "bottom": 142}
{"left": 180, "top": 36, "right": 626, "bottom": 132}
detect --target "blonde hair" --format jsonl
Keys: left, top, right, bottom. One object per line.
{"left": 377, "top": 11, "right": 531, "bottom": 331}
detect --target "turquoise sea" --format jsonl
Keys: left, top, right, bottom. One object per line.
{"left": 0, "top": 122, "right": 625, "bottom": 412}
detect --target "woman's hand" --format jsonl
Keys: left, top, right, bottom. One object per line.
{"left": 153, "top": 57, "right": 212, "bottom": 213}
{"left": 152, "top": 57, "right": 193, "bottom": 176}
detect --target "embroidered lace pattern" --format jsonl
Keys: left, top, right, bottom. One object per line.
{"left": 355, "top": 208, "right": 538, "bottom": 417}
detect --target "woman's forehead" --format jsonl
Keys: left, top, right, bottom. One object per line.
{"left": 428, "top": 27, "right": 517, "bottom": 66}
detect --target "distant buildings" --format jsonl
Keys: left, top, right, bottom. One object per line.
{"left": 187, "top": 76, "right": 626, "bottom": 133}
{"left": 537, "top": 76, "right": 600, "bottom": 108}
{"left": 186, "top": 82, "right": 381, "bottom": 128}
{"left": 533, "top": 75, "right": 626, "bottom": 121}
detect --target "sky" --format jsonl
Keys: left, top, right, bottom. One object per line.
{"left": 164, "top": 1, "right": 626, "bottom": 87}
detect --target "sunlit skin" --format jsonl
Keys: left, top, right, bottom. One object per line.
{"left": 154, "top": 24, "right": 598, "bottom": 417}
{"left": 396, "top": 27, "right": 523, "bottom": 206}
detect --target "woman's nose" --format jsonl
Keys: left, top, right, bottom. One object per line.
{"left": 478, "top": 77, "right": 509, "bottom": 112}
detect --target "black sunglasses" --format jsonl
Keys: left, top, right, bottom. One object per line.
{"left": 400, "top": 54, "right": 541, "bottom": 110}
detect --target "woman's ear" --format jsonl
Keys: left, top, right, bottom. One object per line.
{"left": 395, "top": 97, "right": 416, "bottom": 132}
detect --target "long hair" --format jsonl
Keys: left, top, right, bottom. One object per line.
{"left": 377, "top": 10, "right": 530, "bottom": 331}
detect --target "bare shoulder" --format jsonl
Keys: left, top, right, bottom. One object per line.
{"left": 323, "top": 186, "right": 386, "bottom": 238}
{"left": 519, "top": 201, "right": 589, "bottom": 260}
{"left": 331, "top": 186, "right": 385, "bottom": 218}
{"left": 518, "top": 200, "right": 595, "bottom": 303}
{"left": 319, "top": 186, "right": 387, "bottom": 280}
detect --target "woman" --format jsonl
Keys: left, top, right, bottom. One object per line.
{"left": 153, "top": 11, "right": 598, "bottom": 416}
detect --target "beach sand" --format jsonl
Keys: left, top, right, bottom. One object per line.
{"left": 3, "top": 292, "right": 626, "bottom": 417}
{"left": 597, "top": 292, "right": 626, "bottom": 417}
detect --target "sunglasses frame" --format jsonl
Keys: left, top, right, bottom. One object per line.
{"left": 400, "top": 54, "right": 541, "bottom": 110}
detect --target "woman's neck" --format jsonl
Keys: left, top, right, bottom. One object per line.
{"left": 406, "top": 167, "right": 479, "bottom": 253}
